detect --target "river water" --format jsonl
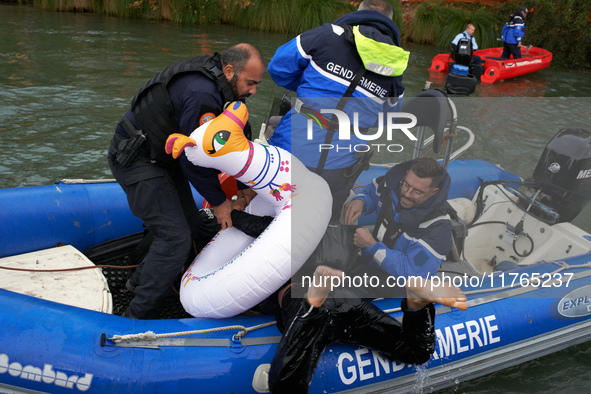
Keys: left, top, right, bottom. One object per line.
{"left": 1, "top": 4, "right": 591, "bottom": 393}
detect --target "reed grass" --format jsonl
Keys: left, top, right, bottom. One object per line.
{"left": 389, "top": 0, "right": 403, "bottom": 37}
{"left": 30, "top": 0, "right": 589, "bottom": 70}
{"left": 224, "top": 0, "right": 296, "bottom": 33}
{"left": 409, "top": 1, "right": 497, "bottom": 49}
{"left": 496, "top": 0, "right": 591, "bottom": 70}
{"left": 169, "top": 0, "right": 222, "bottom": 24}
{"left": 408, "top": 2, "right": 454, "bottom": 45}
{"left": 434, "top": 7, "right": 495, "bottom": 49}
{"left": 223, "top": 0, "right": 357, "bottom": 35}
{"left": 468, "top": 9, "right": 496, "bottom": 49}
{"left": 31, "top": 0, "right": 403, "bottom": 36}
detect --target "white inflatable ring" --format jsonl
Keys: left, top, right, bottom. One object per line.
{"left": 166, "top": 101, "right": 331, "bottom": 318}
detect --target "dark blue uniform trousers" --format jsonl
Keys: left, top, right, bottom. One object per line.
{"left": 109, "top": 136, "right": 201, "bottom": 319}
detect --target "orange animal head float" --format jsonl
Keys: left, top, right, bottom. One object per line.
{"left": 166, "top": 101, "right": 250, "bottom": 162}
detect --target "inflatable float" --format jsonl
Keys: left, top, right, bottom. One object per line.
{"left": 429, "top": 46, "right": 552, "bottom": 83}
{"left": 165, "top": 101, "right": 332, "bottom": 318}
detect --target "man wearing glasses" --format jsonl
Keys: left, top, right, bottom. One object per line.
{"left": 267, "top": 157, "right": 461, "bottom": 392}
{"left": 342, "top": 157, "right": 454, "bottom": 296}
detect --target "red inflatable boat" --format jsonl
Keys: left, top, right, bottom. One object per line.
{"left": 429, "top": 46, "right": 552, "bottom": 83}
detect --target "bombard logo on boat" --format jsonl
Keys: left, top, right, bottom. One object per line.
{"left": 335, "top": 314, "right": 502, "bottom": 386}
{"left": 0, "top": 353, "right": 93, "bottom": 391}
{"left": 552, "top": 285, "right": 591, "bottom": 320}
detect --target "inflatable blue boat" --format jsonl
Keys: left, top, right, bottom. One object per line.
{"left": 2, "top": 92, "right": 591, "bottom": 393}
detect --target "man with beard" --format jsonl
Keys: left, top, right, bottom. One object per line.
{"left": 342, "top": 157, "right": 455, "bottom": 297}
{"left": 108, "top": 43, "right": 265, "bottom": 319}
{"left": 267, "top": 158, "right": 461, "bottom": 392}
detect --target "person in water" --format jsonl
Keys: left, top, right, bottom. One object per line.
{"left": 266, "top": 157, "right": 464, "bottom": 392}
{"left": 268, "top": 265, "right": 468, "bottom": 393}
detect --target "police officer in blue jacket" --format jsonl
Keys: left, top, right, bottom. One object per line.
{"left": 501, "top": 7, "right": 528, "bottom": 59}
{"left": 267, "top": 0, "right": 410, "bottom": 220}
{"left": 343, "top": 157, "right": 454, "bottom": 293}
{"left": 108, "top": 43, "right": 265, "bottom": 319}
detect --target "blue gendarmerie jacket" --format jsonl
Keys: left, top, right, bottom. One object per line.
{"left": 267, "top": 10, "right": 406, "bottom": 170}
{"left": 502, "top": 13, "right": 526, "bottom": 45}
{"left": 352, "top": 161, "right": 454, "bottom": 279}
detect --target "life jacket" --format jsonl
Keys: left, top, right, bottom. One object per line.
{"left": 502, "top": 12, "right": 525, "bottom": 44}
{"left": 452, "top": 37, "right": 473, "bottom": 66}
{"left": 131, "top": 53, "right": 234, "bottom": 168}
{"left": 310, "top": 23, "right": 410, "bottom": 174}
{"left": 371, "top": 175, "right": 456, "bottom": 249}
{"left": 343, "top": 24, "right": 409, "bottom": 77}
{"left": 501, "top": 23, "right": 509, "bottom": 42}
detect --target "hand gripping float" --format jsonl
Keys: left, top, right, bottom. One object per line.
{"left": 166, "top": 101, "right": 332, "bottom": 318}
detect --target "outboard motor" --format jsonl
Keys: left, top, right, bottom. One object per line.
{"left": 444, "top": 64, "right": 477, "bottom": 95}
{"left": 451, "top": 38, "right": 473, "bottom": 66}
{"left": 445, "top": 39, "right": 477, "bottom": 96}
{"left": 528, "top": 126, "right": 591, "bottom": 222}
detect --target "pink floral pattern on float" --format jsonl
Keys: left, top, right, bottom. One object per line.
{"left": 280, "top": 160, "right": 290, "bottom": 172}
{"left": 270, "top": 189, "right": 283, "bottom": 201}
{"left": 280, "top": 183, "right": 295, "bottom": 192}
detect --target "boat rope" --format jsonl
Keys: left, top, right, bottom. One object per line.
{"left": 0, "top": 263, "right": 137, "bottom": 273}
{"left": 108, "top": 260, "right": 591, "bottom": 347}
{"left": 109, "top": 321, "right": 277, "bottom": 344}
{"left": 59, "top": 178, "right": 116, "bottom": 184}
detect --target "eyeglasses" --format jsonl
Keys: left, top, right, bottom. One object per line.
{"left": 400, "top": 177, "right": 433, "bottom": 198}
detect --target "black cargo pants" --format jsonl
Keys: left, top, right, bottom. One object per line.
{"left": 108, "top": 134, "right": 201, "bottom": 319}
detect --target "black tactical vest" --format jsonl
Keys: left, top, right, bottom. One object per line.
{"left": 131, "top": 53, "right": 234, "bottom": 168}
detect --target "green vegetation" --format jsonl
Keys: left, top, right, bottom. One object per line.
{"left": 408, "top": 2, "right": 496, "bottom": 49}
{"left": 221, "top": 0, "right": 356, "bottom": 35}
{"left": 218, "top": 0, "right": 403, "bottom": 36}
{"left": 33, "top": 0, "right": 223, "bottom": 23}
{"left": 16, "top": 0, "right": 591, "bottom": 70}
{"left": 407, "top": 0, "right": 590, "bottom": 70}
{"left": 495, "top": 0, "right": 591, "bottom": 70}
{"left": 28, "top": 0, "right": 403, "bottom": 35}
